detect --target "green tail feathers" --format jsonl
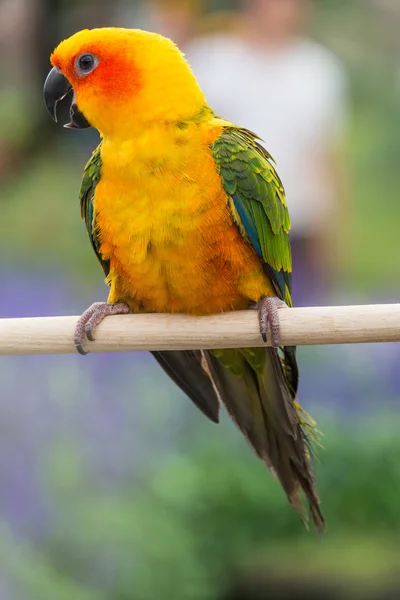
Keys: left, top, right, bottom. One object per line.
{"left": 153, "top": 345, "right": 325, "bottom": 531}
{"left": 206, "top": 346, "right": 325, "bottom": 532}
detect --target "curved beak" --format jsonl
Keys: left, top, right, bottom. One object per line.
{"left": 43, "top": 67, "right": 71, "bottom": 122}
{"left": 43, "top": 66, "right": 91, "bottom": 129}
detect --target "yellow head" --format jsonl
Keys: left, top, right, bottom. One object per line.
{"left": 44, "top": 27, "right": 205, "bottom": 139}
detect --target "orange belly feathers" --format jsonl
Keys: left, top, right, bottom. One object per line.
{"left": 94, "top": 123, "right": 273, "bottom": 314}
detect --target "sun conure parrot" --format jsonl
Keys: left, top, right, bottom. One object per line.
{"left": 44, "top": 27, "right": 324, "bottom": 531}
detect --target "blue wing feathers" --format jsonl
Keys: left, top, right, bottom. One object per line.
{"left": 232, "top": 192, "right": 263, "bottom": 258}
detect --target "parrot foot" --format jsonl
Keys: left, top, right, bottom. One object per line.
{"left": 253, "top": 297, "right": 287, "bottom": 347}
{"left": 74, "top": 301, "right": 131, "bottom": 355}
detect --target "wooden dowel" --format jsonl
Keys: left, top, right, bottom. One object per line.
{"left": 0, "top": 304, "right": 399, "bottom": 356}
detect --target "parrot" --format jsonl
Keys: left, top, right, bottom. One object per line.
{"left": 43, "top": 27, "right": 324, "bottom": 531}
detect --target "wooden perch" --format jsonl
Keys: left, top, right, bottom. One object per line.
{"left": 0, "top": 304, "right": 399, "bottom": 356}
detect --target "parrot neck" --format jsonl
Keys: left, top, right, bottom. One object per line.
{"left": 99, "top": 104, "right": 220, "bottom": 176}
{"left": 96, "top": 102, "right": 213, "bottom": 143}
{"left": 79, "top": 70, "right": 207, "bottom": 142}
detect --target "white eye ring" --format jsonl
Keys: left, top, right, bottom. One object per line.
{"left": 75, "top": 53, "right": 99, "bottom": 76}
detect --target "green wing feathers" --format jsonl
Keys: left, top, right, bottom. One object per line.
{"left": 79, "top": 143, "right": 109, "bottom": 277}
{"left": 212, "top": 127, "right": 292, "bottom": 305}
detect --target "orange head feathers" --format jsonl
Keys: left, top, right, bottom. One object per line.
{"left": 47, "top": 27, "right": 205, "bottom": 139}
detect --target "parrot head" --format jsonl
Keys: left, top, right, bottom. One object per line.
{"left": 44, "top": 27, "right": 205, "bottom": 138}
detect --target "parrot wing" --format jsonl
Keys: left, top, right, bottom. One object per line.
{"left": 212, "top": 125, "right": 298, "bottom": 393}
{"left": 79, "top": 143, "right": 110, "bottom": 278}
{"left": 208, "top": 125, "right": 324, "bottom": 531}
{"left": 212, "top": 126, "right": 292, "bottom": 305}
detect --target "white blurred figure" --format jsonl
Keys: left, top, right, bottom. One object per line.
{"left": 188, "top": 0, "right": 349, "bottom": 305}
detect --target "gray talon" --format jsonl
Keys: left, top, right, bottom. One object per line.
{"left": 255, "top": 297, "right": 287, "bottom": 347}
{"left": 74, "top": 301, "right": 130, "bottom": 355}
{"left": 75, "top": 342, "right": 88, "bottom": 356}
{"left": 86, "top": 328, "right": 95, "bottom": 342}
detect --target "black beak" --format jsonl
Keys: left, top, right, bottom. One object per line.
{"left": 43, "top": 66, "right": 91, "bottom": 129}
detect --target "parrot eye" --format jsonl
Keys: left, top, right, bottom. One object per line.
{"left": 75, "top": 53, "right": 99, "bottom": 76}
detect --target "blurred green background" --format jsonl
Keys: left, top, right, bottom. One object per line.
{"left": 1, "top": 0, "right": 400, "bottom": 598}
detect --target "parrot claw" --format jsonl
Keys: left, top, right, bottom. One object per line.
{"left": 253, "top": 297, "right": 287, "bottom": 347}
{"left": 75, "top": 342, "right": 88, "bottom": 357}
{"left": 74, "top": 301, "right": 131, "bottom": 355}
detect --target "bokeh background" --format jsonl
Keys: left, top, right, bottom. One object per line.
{"left": 1, "top": 0, "right": 400, "bottom": 598}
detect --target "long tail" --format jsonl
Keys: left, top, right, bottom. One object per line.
{"left": 151, "top": 350, "right": 220, "bottom": 423}
{"left": 153, "top": 346, "right": 325, "bottom": 531}
{"left": 205, "top": 346, "right": 325, "bottom": 532}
